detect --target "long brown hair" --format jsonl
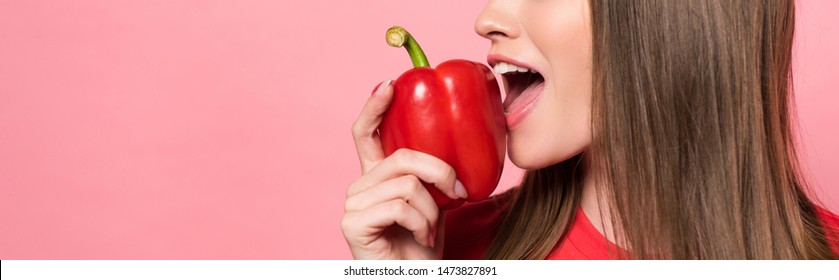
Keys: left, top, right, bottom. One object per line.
{"left": 485, "top": 0, "right": 837, "bottom": 259}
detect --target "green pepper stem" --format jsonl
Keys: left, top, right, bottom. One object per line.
{"left": 386, "top": 26, "right": 430, "bottom": 68}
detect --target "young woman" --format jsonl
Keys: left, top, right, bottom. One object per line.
{"left": 342, "top": 0, "right": 839, "bottom": 259}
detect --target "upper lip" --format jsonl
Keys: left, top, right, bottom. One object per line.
{"left": 487, "top": 54, "right": 542, "bottom": 74}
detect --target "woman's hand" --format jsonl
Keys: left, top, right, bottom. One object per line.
{"left": 342, "top": 80, "right": 467, "bottom": 260}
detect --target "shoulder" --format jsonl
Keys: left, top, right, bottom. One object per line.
{"left": 442, "top": 188, "right": 516, "bottom": 260}
{"left": 815, "top": 206, "right": 839, "bottom": 255}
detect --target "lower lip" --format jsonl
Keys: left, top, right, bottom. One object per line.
{"left": 505, "top": 82, "right": 545, "bottom": 130}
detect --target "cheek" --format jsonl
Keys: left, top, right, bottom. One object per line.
{"left": 509, "top": 0, "right": 593, "bottom": 170}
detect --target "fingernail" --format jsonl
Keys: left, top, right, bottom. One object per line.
{"left": 373, "top": 80, "right": 392, "bottom": 96}
{"left": 454, "top": 180, "right": 468, "bottom": 198}
{"left": 428, "top": 231, "right": 436, "bottom": 248}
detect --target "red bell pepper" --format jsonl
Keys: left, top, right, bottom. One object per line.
{"left": 379, "top": 26, "right": 506, "bottom": 210}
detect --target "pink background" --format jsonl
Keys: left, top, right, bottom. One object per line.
{"left": 0, "top": 1, "right": 836, "bottom": 259}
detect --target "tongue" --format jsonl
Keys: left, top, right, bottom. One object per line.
{"left": 505, "top": 81, "right": 545, "bottom": 114}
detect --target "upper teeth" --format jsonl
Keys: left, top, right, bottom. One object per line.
{"left": 492, "top": 61, "right": 534, "bottom": 75}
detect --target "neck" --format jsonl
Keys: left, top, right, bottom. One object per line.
{"left": 579, "top": 151, "right": 621, "bottom": 246}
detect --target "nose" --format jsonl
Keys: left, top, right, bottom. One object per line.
{"left": 474, "top": 0, "right": 520, "bottom": 41}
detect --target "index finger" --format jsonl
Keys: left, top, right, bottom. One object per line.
{"left": 351, "top": 80, "right": 394, "bottom": 173}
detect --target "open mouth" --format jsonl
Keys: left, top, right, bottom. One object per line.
{"left": 491, "top": 61, "right": 545, "bottom": 112}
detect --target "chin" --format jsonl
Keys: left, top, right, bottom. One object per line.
{"left": 507, "top": 134, "right": 590, "bottom": 171}
{"left": 507, "top": 137, "right": 557, "bottom": 170}
{"left": 509, "top": 154, "right": 546, "bottom": 170}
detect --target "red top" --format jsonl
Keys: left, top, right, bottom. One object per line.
{"left": 443, "top": 189, "right": 839, "bottom": 259}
